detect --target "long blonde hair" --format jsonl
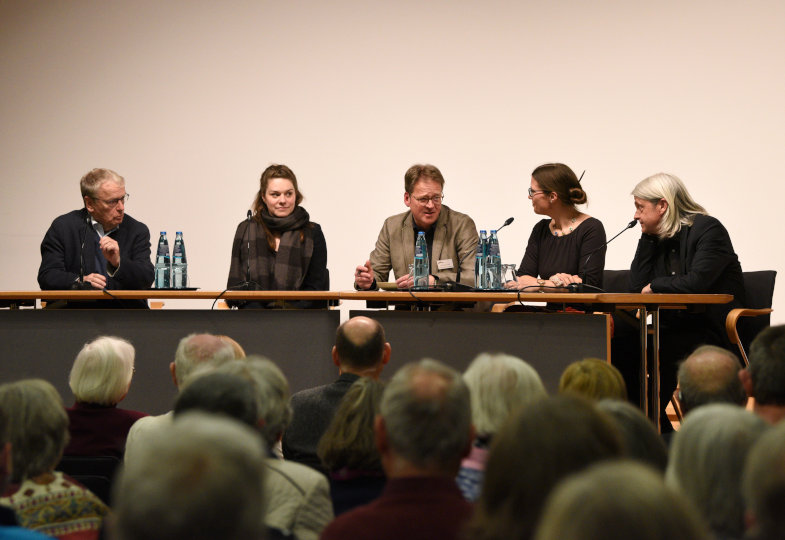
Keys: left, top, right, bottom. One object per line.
{"left": 632, "top": 173, "right": 707, "bottom": 239}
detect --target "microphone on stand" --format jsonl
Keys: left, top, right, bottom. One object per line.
{"left": 73, "top": 211, "right": 94, "bottom": 290}
{"left": 566, "top": 218, "right": 638, "bottom": 293}
{"left": 496, "top": 216, "right": 514, "bottom": 232}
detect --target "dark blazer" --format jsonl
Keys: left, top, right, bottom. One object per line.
{"left": 38, "top": 208, "right": 154, "bottom": 291}
{"left": 629, "top": 214, "right": 745, "bottom": 344}
{"left": 282, "top": 373, "right": 360, "bottom": 472}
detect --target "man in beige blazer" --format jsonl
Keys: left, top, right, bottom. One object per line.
{"left": 354, "top": 164, "right": 479, "bottom": 290}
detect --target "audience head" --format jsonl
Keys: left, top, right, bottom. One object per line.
{"left": 215, "top": 356, "right": 292, "bottom": 448}
{"left": 558, "top": 358, "right": 627, "bottom": 401}
{"left": 0, "top": 379, "right": 68, "bottom": 483}
{"left": 531, "top": 163, "right": 587, "bottom": 208}
{"left": 377, "top": 359, "right": 472, "bottom": 475}
{"left": 173, "top": 371, "right": 260, "bottom": 430}
{"left": 596, "top": 399, "right": 668, "bottom": 472}
{"left": 171, "top": 333, "right": 235, "bottom": 387}
{"left": 80, "top": 167, "right": 124, "bottom": 199}
{"left": 632, "top": 172, "right": 707, "bottom": 239}
{"left": 743, "top": 421, "right": 785, "bottom": 540}
{"left": 535, "top": 461, "right": 711, "bottom": 540}
{"left": 467, "top": 394, "right": 623, "bottom": 540}
{"left": 217, "top": 335, "right": 246, "bottom": 358}
{"left": 113, "top": 412, "right": 266, "bottom": 540}
{"left": 677, "top": 345, "right": 746, "bottom": 415}
{"left": 69, "top": 335, "right": 136, "bottom": 406}
{"left": 463, "top": 353, "right": 547, "bottom": 440}
{"left": 318, "top": 377, "right": 385, "bottom": 473}
{"left": 666, "top": 404, "right": 768, "bottom": 539}
{"left": 744, "top": 325, "right": 785, "bottom": 408}
{"left": 333, "top": 316, "right": 390, "bottom": 377}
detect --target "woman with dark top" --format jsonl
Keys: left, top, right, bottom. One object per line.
{"left": 317, "top": 378, "right": 386, "bottom": 516}
{"left": 227, "top": 164, "right": 328, "bottom": 308}
{"left": 508, "top": 163, "right": 606, "bottom": 291}
{"left": 64, "top": 336, "right": 147, "bottom": 458}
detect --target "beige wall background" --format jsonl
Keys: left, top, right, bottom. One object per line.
{"left": 1, "top": 1, "right": 783, "bottom": 322}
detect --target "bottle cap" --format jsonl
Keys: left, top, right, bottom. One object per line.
{"left": 176, "top": 231, "right": 182, "bottom": 234}
{"left": 160, "top": 231, "right": 166, "bottom": 235}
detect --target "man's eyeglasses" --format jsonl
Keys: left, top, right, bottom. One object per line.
{"left": 528, "top": 188, "right": 549, "bottom": 197}
{"left": 92, "top": 193, "right": 130, "bottom": 207}
{"left": 412, "top": 194, "right": 444, "bottom": 205}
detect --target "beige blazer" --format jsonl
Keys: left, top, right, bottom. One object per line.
{"left": 369, "top": 205, "right": 479, "bottom": 286}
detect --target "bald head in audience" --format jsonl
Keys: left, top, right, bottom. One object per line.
{"left": 333, "top": 316, "right": 391, "bottom": 378}
{"left": 677, "top": 345, "right": 746, "bottom": 415}
{"left": 170, "top": 333, "right": 236, "bottom": 387}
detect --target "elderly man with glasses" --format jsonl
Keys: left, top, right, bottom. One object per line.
{"left": 38, "top": 168, "right": 154, "bottom": 305}
{"left": 354, "top": 164, "right": 479, "bottom": 290}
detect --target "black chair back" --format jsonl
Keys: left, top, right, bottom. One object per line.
{"left": 56, "top": 455, "right": 121, "bottom": 505}
{"left": 739, "top": 270, "right": 777, "bottom": 348}
{"left": 602, "top": 270, "right": 631, "bottom": 293}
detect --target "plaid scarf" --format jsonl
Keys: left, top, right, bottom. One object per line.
{"left": 229, "top": 206, "right": 315, "bottom": 290}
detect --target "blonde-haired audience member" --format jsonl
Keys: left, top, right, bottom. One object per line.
{"left": 558, "top": 358, "right": 627, "bottom": 401}
{"left": 535, "top": 461, "right": 711, "bottom": 540}
{"left": 458, "top": 353, "right": 547, "bottom": 500}
{"left": 64, "top": 336, "right": 147, "bottom": 458}
{"left": 0, "top": 379, "right": 108, "bottom": 539}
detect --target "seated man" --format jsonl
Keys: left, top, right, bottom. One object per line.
{"left": 38, "top": 168, "right": 153, "bottom": 305}
{"left": 354, "top": 164, "right": 478, "bottom": 290}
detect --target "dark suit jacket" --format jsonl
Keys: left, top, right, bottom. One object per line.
{"left": 38, "top": 209, "right": 154, "bottom": 295}
{"left": 629, "top": 214, "right": 745, "bottom": 344}
{"left": 282, "top": 372, "right": 360, "bottom": 472}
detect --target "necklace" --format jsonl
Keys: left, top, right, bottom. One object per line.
{"left": 552, "top": 217, "right": 577, "bottom": 237}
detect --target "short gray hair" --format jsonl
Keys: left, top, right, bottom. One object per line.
{"left": 632, "top": 173, "right": 707, "bottom": 239}
{"left": 215, "top": 357, "right": 292, "bottom": 448}
{"left": 69, "top": 336, "right": 135, "bottom": 405}
{"left": 173, "top": 333, "right": 235, "bottom": 386}
{"left": 80, "top": 168, "right": 124, "bottom": 199}
{"left": 113, "top": 412, "right": 266, "bottom": 540}
{"left": 678, "top": 345, "right": 746, "bottom": 414}
{"left": 742, "top": 421, "right": 785, "bottom": 539}
{"left": 535, "top": 461, "right": 710, "bottom": 540}
{"left": 0, "top": 379, "right": 68, "bottom": 483}
{"left": 463, "top": 353, "right": 546, "bottom": 438}
{"left": 666, "top": 404, "right": 768, "bottom": 539}
{"left": 380, "top": 359, "right": 472, "bottom": 471}
{"left": 748, "top": 325, "right": 785, "bottom": 406}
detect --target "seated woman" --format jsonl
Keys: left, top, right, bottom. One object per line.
{"left": 317, "top": 378, "right": 386, "bottom": 516}
{"left": 0, "top": 379, "right": 108, "bottom": 539}
{"left": 227, "top": 164, "right": 328, "bottom": 308}
{"left": 457, "top": 353, "right": 547, "bottom": 501}
{"left": 64, "top": 336, "right": 147, "bottom": 458}
{"left": 508, "top": 163, "right": 606, "bottom": 291}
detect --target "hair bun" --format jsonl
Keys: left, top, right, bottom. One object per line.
{"left": 568, "top": 187, "right": 587, "bottom": 205}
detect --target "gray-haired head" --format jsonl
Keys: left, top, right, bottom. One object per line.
{"left": 69, "top": 335, "right": 136, "bottom": 405}
{"left": 463, "top": 352, "right": 546, "bottom": 439}
{"left": 742, "top": 421, "right": 785, "bottom": 540}
{"left": 113, "top": 412, "right": 266, "bottom": 540}
{"left": 173, "top": 371, "right": 261, "bottom": 430}
{"left": 748, "top": 325, "right": 785, "bottom": 406}
{"left": 214, "top": 356, "right": 292, "bottom": 448}
{"left": 666, "top": 404, "right": 768, "bottom": 539}
{"left": 173, "top": 333, "right": 235, "bottom": 387}
{"left": 631, "top": 173, "right": 707, "bottom": 239}
{"left": 0, "top": 379, "right": 68, "bottom": 483}
{"left": 380, "top": 359, "right": 472, "bottom": 473}
{"left": 80, "top": 168, "right": 124, "bottom": 199}
{"left": 678, "top": 345, "right": 746, "bottom": 415}
{"left": 596, "top": 399, "right": 668, "bottom": 472}
{"left": 535, "top": 461, "right": 711, "bottom": 540}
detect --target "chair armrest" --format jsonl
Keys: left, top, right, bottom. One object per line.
{"left": 725, "top": 308, "right": 773, "bottom": 365}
